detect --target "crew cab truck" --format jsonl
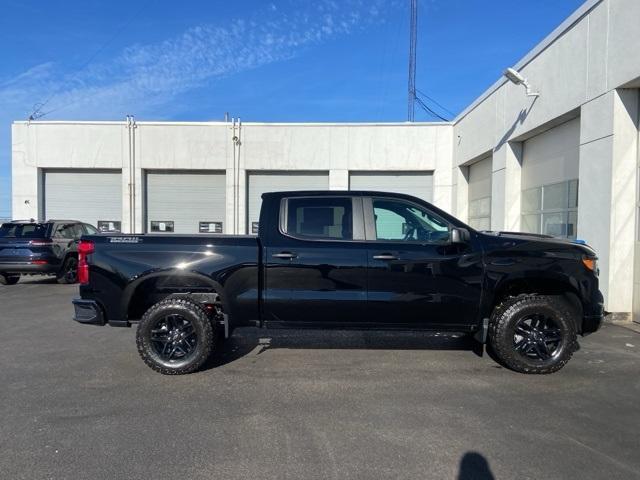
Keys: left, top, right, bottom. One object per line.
{"left": 72, "top": 191, "right": 604, "bottom": 375}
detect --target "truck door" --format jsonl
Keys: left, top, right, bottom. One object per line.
{"left": 264, "top": 195, "right": 369, "bottom": 326}
{"left": 364, "top": 196, "right": 483, "bottom": 328}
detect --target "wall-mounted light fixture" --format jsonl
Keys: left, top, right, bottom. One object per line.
{"left": 503, "top": 67, "right": 539, "bottom": 97}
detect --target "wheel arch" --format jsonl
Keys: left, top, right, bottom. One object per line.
{"left": 488, "top": 275, "right": 584, "bottom": 332}
{"left": 122, "top": 269, "right": 230, "bottom": 322}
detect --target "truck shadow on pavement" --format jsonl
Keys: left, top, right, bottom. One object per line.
{"left": 457, "top": 452, "right": 496, "bottom": 480}
{"left": 205, "top": 327, "right": 489, "bottom": 370}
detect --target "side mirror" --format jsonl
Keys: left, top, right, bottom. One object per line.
{"left": 450, "top": 227, "right": 470, "bottom": 244}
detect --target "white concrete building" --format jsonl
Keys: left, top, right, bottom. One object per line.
{"left": 10, "top": 0, "right": 640, "bottom": 321}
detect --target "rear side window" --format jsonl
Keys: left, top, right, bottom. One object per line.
{"left": 0, "top": 223, "right": 48, "bottom": 238}
{"left": 54, "top": 224, "right": 77, "bottom": 239}
{"left": 285, "top": 197, "right": 353, "bottom": 240}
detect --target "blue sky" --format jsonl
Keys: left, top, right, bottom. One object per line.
{"left": 0, "top": 0, "right": 585, "bottom": 218}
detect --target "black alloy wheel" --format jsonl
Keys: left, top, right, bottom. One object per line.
{"left": 149, "top": 314, "right": 198, "bottom": 363}
{"left": 488, "top": 295, "right": 577, "bottom": 374}
{"left": 136, "top": 298, "right": 217, "bottom": 374}
{"left": 513, "top": 314, "right": 563, "bottom": 361}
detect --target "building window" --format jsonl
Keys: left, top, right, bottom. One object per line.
{"left": 521, "top": 179, "right": 578, "bottom": 239}
{"left": 468, "top": 197, "right": 491, "bottom": 231}
{"left": 150, "top": 221, "right": 175, "bottom": 233}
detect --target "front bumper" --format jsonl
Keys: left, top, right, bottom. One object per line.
{"left": 582, "top": 313, "right": 604, "bottom": 335}
{"left": 72, "top": 299, "right": 106, "bottom": 326}
{"left": 582, "top": 287, "right": 604, "bottom": 335}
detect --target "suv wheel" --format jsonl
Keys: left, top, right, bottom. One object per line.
{"left": 488, "top": 295, "right": 577, "bottom": 374}
{"left": 136, "top": 298, "right": 217, "bottom": 375}
{"left": 57, "top": 257, "right": 78, "bottom": 284}
{"left": 0, "top": 274, "right": 20, "bottom": 285}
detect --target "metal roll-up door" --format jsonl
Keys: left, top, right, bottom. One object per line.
{"left": 349, "top": 172, "right": 433, "bottom": 202}
{"left": 247, "top": 171, "right": 329, "bottom": 234}
{"left": 145, "top": 171, "right": 226, "bottom": 234}
{"left": 468, "top": 157, "right": 492, "bottom": 230}
{"left": 521, "top": 117, "right": 580, "bottom": 238}
{"left": 43, "top": 169, "right": 122, "bottom": 231}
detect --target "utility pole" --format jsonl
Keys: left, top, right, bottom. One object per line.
{"left": 407, "top": 0, "right": 418, "bottom": 122}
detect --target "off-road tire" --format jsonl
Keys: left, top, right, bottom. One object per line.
{"left": 488, "top": 295, "right": 577, "bottom": 374}
{"left": 136, "top": 298, "right": 217, "bottom": 375}
{"left": 0, "top": 274, "right": 20, "bottom": 285}
{"left": 56, "top": 256, "right": 78, "bottom": 284}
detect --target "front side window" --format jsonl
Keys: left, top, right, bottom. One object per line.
{"left": 285, "top": 197, "right": 352, "bottom": 240}
{"left": 372, "top": 198, "right": 450, "bottom": 243}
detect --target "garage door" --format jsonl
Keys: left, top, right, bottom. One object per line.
{"left": 349, "top": 172, "right": 433, "bottom": 202}
{"left": 521, "top": 117, "right": 580, "bottom": 238}
{"left": 146, "top": 171, "right": 225, "bottom": 234}
{"left": 468, "top": 157, "right": 492, "bottom": 230}
{"left": 43, "top": 169, "right": 122, "bottom": 231}
{"left": 247, "top": 171, "right": 329, "bottom": 234}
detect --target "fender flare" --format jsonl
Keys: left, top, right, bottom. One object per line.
{"left": 119, "top": 268, "right": 231, "bottom": 321}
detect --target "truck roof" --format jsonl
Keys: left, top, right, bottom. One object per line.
{"left": 261, "top": 190, "right": 422, "bottom": 200}
{"left": 260, "top": 190, "right": 466, "bottom": 230}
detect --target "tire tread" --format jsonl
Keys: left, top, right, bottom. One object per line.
{"left": 136, "top": 297, "right": 217, "bottom": 375}
{"left": 488, "top": 294, "right": 577, "bottom": 374}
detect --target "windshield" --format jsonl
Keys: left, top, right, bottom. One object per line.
{"left": 0, "top": 223, "right": 49, "bottom": 239}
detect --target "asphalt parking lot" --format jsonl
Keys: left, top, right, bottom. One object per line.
{"left": 1, "top": 278, "right": 639, "bottom": 480}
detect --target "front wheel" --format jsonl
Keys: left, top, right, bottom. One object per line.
{"left": 0, "top": 274, "right": 20, "bottom": 285}
{"left": 136, "top": 298, "right": 217, "bottom": 375}
{"left": 488, "top": 295, "right": 577, "bottom": 374}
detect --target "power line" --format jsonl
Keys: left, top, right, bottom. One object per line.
{"left": 414, "top": 94, "right": 449, "bottom": 122}
{"left": 29, "top": 1, "right": 149, "bottom": 120}
{"left": 416, "top": 88, "right": 455, "bottom": 117}
{"left": 407, "top": 0, "right": 417, "bottom": 122}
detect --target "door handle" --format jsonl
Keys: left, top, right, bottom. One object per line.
{"left": 272, "top": 252, "right": 298, "bottom": 259}
{"left": 373, "top": 254, "right": 398, "bottom": 261}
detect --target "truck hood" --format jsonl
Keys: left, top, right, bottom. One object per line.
{"left": 480, "top": 231, "right": 597, "bottom": 257}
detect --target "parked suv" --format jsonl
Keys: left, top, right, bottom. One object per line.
{"left": 0, "top": 220, "right": 98, "bottom": 285}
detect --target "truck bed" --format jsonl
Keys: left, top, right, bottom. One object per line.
{"left": 80, "top": 233, "right": 261, "bottom": 327}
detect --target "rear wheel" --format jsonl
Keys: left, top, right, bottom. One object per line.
{"left": 488, "top": 295, "right": 577, "bottom": 374}
{"left": 57, "top": 256, "right": 78, "bottom": 284}
{"left": 136, "top": 298, "right": 217, "bottom": 375}
{"left": 0, "top": 274, "right": 20, "bottom": 285}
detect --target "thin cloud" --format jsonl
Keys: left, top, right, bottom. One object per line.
{"left": 1, "top": 0, "right": 391, "bottom": 121}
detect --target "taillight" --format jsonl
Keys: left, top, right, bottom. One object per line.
{"left": 29, "top": 240, "right": 53, "bottom": 246}
{"left": 78, "top": 240, "right": 95, "bottom": 284}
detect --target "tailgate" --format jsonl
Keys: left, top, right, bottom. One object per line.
{"left": 0, "top": 239, "right": 39, "bottom": 263}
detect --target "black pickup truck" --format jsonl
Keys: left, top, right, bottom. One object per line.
{"left": 73, "top": 191, "right": 604, "bottom": 375}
